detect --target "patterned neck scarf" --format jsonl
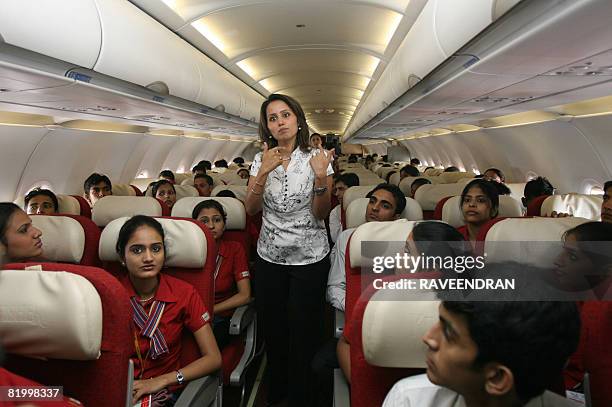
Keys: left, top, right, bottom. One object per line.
{"left": 130, "top": 297, "right": 168, "bottom": 359}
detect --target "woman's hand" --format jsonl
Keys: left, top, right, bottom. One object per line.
{"left": 309, "top": 147, "right": 334, "bottom": 178}
{"left": 259, "top": 142, "right": 284, "bottom": 175}
{"left": 132, "top": 376, "right": 168, "bottom": 405}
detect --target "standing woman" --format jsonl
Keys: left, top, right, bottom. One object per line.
{"left": 245, "top": 94, "right": 334, "bottom": 406}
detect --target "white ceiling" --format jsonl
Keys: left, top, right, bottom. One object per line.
{"left": 130, "top": 0, "right": 426, "bottom": 135}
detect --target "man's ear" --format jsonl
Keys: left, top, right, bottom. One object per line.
{"left": 484, "top": 363, "right": 514, "bottom": 397}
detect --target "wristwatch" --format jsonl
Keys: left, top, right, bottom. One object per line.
{"left": 176, "top": 370, "right": 185, "bottom": 385}
{"left": 314, "top": 186, "right": 328, "bottom": 195}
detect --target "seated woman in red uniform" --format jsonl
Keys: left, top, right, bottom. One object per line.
{"left": 456, "top": 179, "right": 499, "bottom": 243}
{"left": 0, "top": 202, "right": 43, "bottom": 267}
{"left": 192, "top": 200, "right": 252, "bottom": 349}
{"left": 152, "top": 180, "right": 177, "bottom": 210}
{"left": 115, "top": 215, "right": 221, "bottom": 406}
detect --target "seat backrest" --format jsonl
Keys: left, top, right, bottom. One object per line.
{"left": 57, "top": 194, "right": 92, "bottom": 218}
{"left": 1, "top": 263, "right": 132, "bottom": 407}
{"left": 354, "top": 173, "right": 385, "bottom": 186}
{"left": 540, "top": 194, "right": 603, "bottom": 220}
{"left": 414, "top": 183, "right": 465, "bottom": 211}
{"left": 424, "top": 168, "right": 443, "bottom": 176}
{"left": 343, "top": 186, "right": 377, "bottom": 210}
{"left": 99, "top": 217, "right": 217, "bottom": 369}
{"left": 388, "top": 171, "right": 400, "bottom": 186}
{"left": 398, "top": 176, "right": 441, "bottom": 196}
{"left": 112, "top": 183, "right": 137, "bottom": 197}
{"left": 482, "top": 217, "right": 590, "bottom": 265}
{"left": 345, "top": 197, "right": 423, "bottom": 229}
{"left": 32, "top": 214, "right": 101, "bottom": 266}
{"left": 172, "top": 196, "right": 249, "bottom": 252}
{"left": 441, "top": 195, "right": 524, "bottom": 227}
{"left": 349, "top": 278, "right": 437, "bottom": 407}
{"left": 174, "top": 173, "right": 192, "bottom": 185}
{"left": 212, "top": 185, "right": 248, "bottom": 202}
{"left": 174, "top": 184, "right": 199, "bottom": 201}
{"left": 92, "top": 195, "right": 168, "bottom": 227}
{"left": 506, "top": 182, "right": 527, "bottom": 203}
{"left": 438, "top": 172, "right": 473, "bottom": 184}
{"left": 130, "top": 177, "right": 158, "bottom": 193}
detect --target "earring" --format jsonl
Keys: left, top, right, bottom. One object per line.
{"left": 298, "top": 126, "right": 302, "bottom": 131}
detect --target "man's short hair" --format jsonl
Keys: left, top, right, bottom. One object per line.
{"left": 400, "top": 165, "right": 420, "bottom": 177}
{"left": 410, "top": 158, "right": 420, "bottom": 166}
{"left": 214, "top": 159, "right": 228, "bottom": 168}
{"left": 366, "top": 183, "right": 406, "bottom": 214}
{"left": 604, "top": 180, "right": 612, "bottom": 192}
{"left": 524, "top": 177, "right": 554, "bottom": 201}
{"left": 410, "top": 178, "right": 431, "bottom": 190}
{"left": 84, "top": 173, "right": 112, "bottom": 195}
{"left": 198, "top": 160, "right": 212, "bottom": 171}
{"left": 158, "top": 170, "right": 175, "bottom": 181}
{"left": 192, "top": 163, "right": 207, "bottom": 174}
{"left": 348, "top": 155, "right": 358, "bottom": 164}
{"left": 233, "top": 157, "right": 245, "bottom": 164}
{"left": 194, "top": 174, "right": 214, "bottom": 186}
{"left": 444, "top": 166, "right": 459, "bottom": 172}
{"left": 442, "top": 299, "right": 580, "bottom": 403}
{"left": 24, "top": 188, "right": 59, "bottom": 212}
{"left": 336, "top": 172, "right": 359, "bottom": 188}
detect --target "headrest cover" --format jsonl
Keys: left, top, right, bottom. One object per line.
{"left": 442, "top": 195, "right": 524, "bottom": 228}
{"left": 439, "top": 172, "right": 473, "bottom": 184}
{"left": 349, "top": 219, "right": 416, "bottom": 267}
{"left": 181, "top": 177, "right": 194, "bottom": 186}
{"left": 112, "top": 184, "right": 137, "bottom": 197}
{"left": 541, "top": 194, "right": 603, "bottom": 220}
{"left": 483, "top": 217, "right": 590, "bottom": 264}
{"left": 506, "top": 183, "right": 527, "bottom": 203}
{"left": 414, "top": 184, "right": 465, "bottom": 211}
{"left": 345, "top": 198, "right": 423, "bottom": 229}
{"left": 211, "top": 185, "right": 247, "bottom": 202}
{"left": 172, "top": 197, "right": 246, "bottom": 230}
{"left": 99, "top": 217, "right": 207, "bottom": 268}
{"left": 174, "top": 185, "right": 199, "bottom": 201}
{"left": 130, "top": 178, "right": 158, "bottom": 193}
{"left": 32, "top": 216, "right": 85, "bottom": 263}
{"left": 0, "top": 269, "right": 102, "bottom": 360}
{"left": 343, "top": 186, "right": 377, "bottom": 210}
{"left": 92, "top": 196, "right": 162, "bottom": 227}
{"left": 57, "top": 195, "right": 81, "bottom": 216}
{"left": 389, "top": 172, "right": 400, "bottom": 186}
{"left": 363, "top": 292, "right": 439, "bottom": 368}
{"left": 398, "top": 176, "right": 440, "bottom": 196}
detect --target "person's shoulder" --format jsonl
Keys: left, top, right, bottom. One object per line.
{"left": 162, "top": 274, "right": 196, "bottom": 294}
{"left": 385, "top": 375, "right": 463, "bottom": 407}
{"left": 338, "top": 227, "right": 356, "bottom": 242}
{"left": 222, "top": 239, "right": 244, "bottom": 253}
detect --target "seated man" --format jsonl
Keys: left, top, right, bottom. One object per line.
{"left": 410, "top": 178, "right": 431, "bottom": 199}
{"left": 198, "top": 160, "right": 212, "bottom": 171}
{"left": 329, "top": 173, "right": 359, "bottom": 243}
{"left": 194, "top": 174, "right": 213, "bottom": 197}
{"left": 192, "top": 163, "right": 207, "bottom": 175}
{"left": 327, "top": 183, "right": 406, "bottom": 312}
{"left": 233, "top": 157, "right": 245, "bottom": 165}
{"left": 483, "top": 167, "right": 506, "bottom": 183}
{"left": 24, "top": 188, "right": 58, "bottom": 215}
{"left": 601, "top": 180, "right": 612, "bottom": 223}
{"left": 237, "top": 168, "right": 250, "bottom": 180}
{"left": 83, "top": 173, "right": 112, "bottom": 207}
{"left": 400, "top": 164, "right": 420, "bottom": 180}
{"left": 410, "top": 158, "right": 421, "bottom": 166}
{"left": 158, "top": 169, "right": 175, "bottom": 184}
{"left": 522, "top": 176, "right": 554, "bottom": 208}
{"left": 383, "top": 300, "right": 580, "bottom": 407}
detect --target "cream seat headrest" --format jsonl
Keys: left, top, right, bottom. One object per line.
{"left": 92, "top": 196, "right": 163, "bottom": 227}
{"left": 174, "top": 185, "right": 199, "bottom": 201}
{"left": 343, "top": 186, "right": 377, "bottom": 210}
{"left": 130, "top": 178, "right": 158, "bottom": 193}
{"left": 172, "top": 197, "right": 246, "bottom": 230}
{"left": 349, "top": 219, "right": 417, "bottom": 268}
{"left": 99, "top": 217, "right": 207, "bottom": 268}
{"left": 414, "top": 184, "right": 465, "bottom": 211}
{"left": 389, "top": 172, "right": 400, "bottom": 186}
{"left": 363, "top": 290, "right": 439, "bottom": 368}
{"left": 541, "top": 194, "right": 603, "bottom": 220}
{"left": 32, "top": 216, "right": 85, "bottom": 263}
{"left": 345, "top": 198, "right": 423, "bottom": 229}
{"left": 506, "top": 183, "right": 527, "bottom": 203}
{"left": 57, "top": 195, "right": 81, "bottom": 216}
{"left": 442, "top": 195, "right": 523, "bottom": 228}
{"left": 483, "top": 217, "right": 590, "bottom": 265}
{"left": 398, "top": 176, "right": 440, "bottom": 196}
{"left": 438, "top": 172, "right": 473, "bottom": 184}
{"left": 112, "top": 184, "right": 136, "bottom": 197}
{"left": 0, "top": 269, "right": 102, "bottom": 360}
{"left": 212, "top": 185, "right": 247, "bottom": 201}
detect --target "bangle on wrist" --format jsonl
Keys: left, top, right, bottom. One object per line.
{"left": 250, "top": 187, "right": 263, "bottom": 196}
{"left": 255, "top": 180, "right": 265, "bottom": 187}
{"left": 314, "top": 186, "right": 328, "bottom": 196}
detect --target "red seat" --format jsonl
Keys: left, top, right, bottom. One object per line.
{"left": 526, "top": 195, "right": 552, "bottom": 216}
{"left": 91, "top": 196, "right": 170, "bottom": 228}
{"left": 56, "top": 195, "right": 92, "bottom": 218}
{"left": 1, "top": 263, "right": 132, "bottom": 407}
{"left": 433, "top": 196, "right": 453, "bottom": 220}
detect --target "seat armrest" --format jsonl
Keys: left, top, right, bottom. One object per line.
{"left": 174, "top": 373, "right": 220, "bottom": 407}
{"left": 334, "top": 309, "right": 345, "bottom": 338}
{"left": 333, "top": 368, "right": 350, "bottom": 407}
{"left": 229, "top": 302, "right": 256, "bottom": 335}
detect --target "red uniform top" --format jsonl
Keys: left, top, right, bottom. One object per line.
{"left": 215, "top": 239, "right": 250, "bottom": 317}
{"left": 456, "top": 225, "right": 470, "bottom": 241}
{"left": 119, "top": 274, "right": 211, "bottom": 380}
{"left": 0, "top": 368, "right": 82, "bottom": 406}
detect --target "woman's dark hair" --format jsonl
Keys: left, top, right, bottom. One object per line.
{"left": 115, "top": 215, "right": 165, "bottom": 260}
{"left": 158, "top": 170, "right": 175, "bottom": 181}
{"left": 198, "top": 160, "right": 212, "bottom": 171}
{"left": 444, "top": 166, "right": 460, "bottom": 172}
{"left": 216, "top": 190, "right": 237, "bottom": 199}
{"left": 411, "top": 221, "right": 467, "bottom": 259}
{"left": 563, "top": 222, "right": 612, "bottom": 271}
{"left": 192, "top": 200, "right": 227, "bottom": 224}
{"left": 336, "top": 172, "right": 360, "bottom": 188}
{"left": 259, "top": 94, "right": 310, "bottom": 152}
{"left": 214, "top": 159, "right": 228, "bottom": 168}
{"left": 151, "top": 180, "right": 176, "bottom": 198}
{"left": 366, "top": 184, "right": 407, "bottom": 215}
{"left": 0, "top": 203, "right": 21, "bottom": 245}
{"left": 484, "top": 167, "right": 506, "bottom": 183}
{"left": 460, "top": 179, "right": 500, "bottom": 218}
{"left": 24, "top": 188, "right": 59, "bottom": 212}
{"left": 233, "top": 157, "right": 245, "bottom": 164}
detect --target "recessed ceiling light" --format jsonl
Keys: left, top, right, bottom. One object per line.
{"left": 296, "top": 24, "right": 306, "bottom": 28}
